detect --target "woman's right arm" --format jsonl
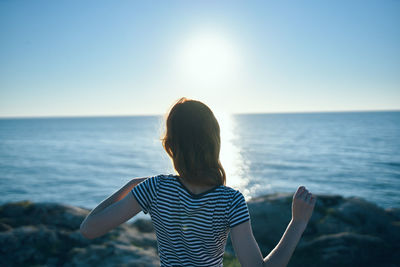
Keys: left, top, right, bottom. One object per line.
{"left": 230, "top": 186, "right": 316, "bottom": 267}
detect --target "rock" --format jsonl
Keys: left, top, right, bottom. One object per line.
{"left": 133, "top": 218, "right": 155, "bottom": 233}
{"left": 294, "top": 232, "right": 390, "bottom": 266}
{"left": 0, "top": 201, "right": 159, "bottom": 267}
{"left": 0, "top": 194, "right": 399, "bottom": 267}
{"left": 231, "top": 194, "right": 400, "bottom": 267}
{"left": 386, "top": 207, "right": 400, "bottom": 220}
{"left": 0, "top": 222, "right": 12, "bottom": 231}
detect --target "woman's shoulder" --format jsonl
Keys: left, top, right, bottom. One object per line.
{"left": 150, "top": 174, "right": 179, "bottom": 184}
{"left": 217, "top": 185, "right": 246, "bottom": 200}
{"left": 146, "top": 174, "right": 175, "bottom": 179}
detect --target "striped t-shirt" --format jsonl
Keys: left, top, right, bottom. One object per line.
{"left": 131, "top": 174, "right": 250, "bottom": 267}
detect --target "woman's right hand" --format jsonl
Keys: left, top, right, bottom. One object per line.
{"left": 291, "top": 186, "right": 316, "bottom": 226}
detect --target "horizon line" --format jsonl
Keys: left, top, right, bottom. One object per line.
{"left": 0, "top": 108, "right": 399, "bottom": 120}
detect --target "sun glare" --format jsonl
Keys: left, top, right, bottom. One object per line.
{"left": 174, "top": 32, "right": 240, "bottom": 89}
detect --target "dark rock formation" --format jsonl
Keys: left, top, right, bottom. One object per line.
{"left": 235, "top": 194, "right": 400, "bottom": 267}
{"left": 1, "top": 194, "right": 399, "bottom": 266}
{"left": 0, "top": 201, "right": 159, "bottom": 266}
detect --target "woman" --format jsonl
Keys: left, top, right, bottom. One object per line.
{"left": 80, "top": 97, "right": 316, "bottom": 266}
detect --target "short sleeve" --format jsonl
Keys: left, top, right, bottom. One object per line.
{"left": 228, "top": 190, "right": 250, "bottom": 228}
{"left": 131, "top": 175, "right": 160, "bottom": 214}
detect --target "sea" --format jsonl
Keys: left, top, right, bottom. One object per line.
{"left": 0, "top": 111, "right": 399, "bottom": 214}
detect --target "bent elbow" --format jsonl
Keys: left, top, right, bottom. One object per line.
{"left": 80, "top": 228, "right": 93, "bottom": 239}
{"left": 80, "top": 221, "right": 96, "bottom": 240}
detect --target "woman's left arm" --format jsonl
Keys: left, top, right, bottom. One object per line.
{"left": 80, "top": 177, "right": 147, "bottom": 239}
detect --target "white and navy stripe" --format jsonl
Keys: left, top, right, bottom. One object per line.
{"left": 131, "top": 174, "right": 250, "bottom": 267}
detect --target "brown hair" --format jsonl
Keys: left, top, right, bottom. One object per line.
{"left": 161, "top": 97, "right": 226, "bottom": 186}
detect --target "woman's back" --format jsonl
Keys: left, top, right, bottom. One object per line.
{"left": 132, "top": 174, "right": 250, "bottom": 266}
{"left": 80, "top": 98, "right": 316, "bottom": 267}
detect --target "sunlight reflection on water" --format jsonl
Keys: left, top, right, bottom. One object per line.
{"left": 216, "top": 111, "right": 258, "bottom": 199}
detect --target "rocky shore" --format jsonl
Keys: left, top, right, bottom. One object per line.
{"left": 1, "top": 194, "right": 399, "bottom": 267}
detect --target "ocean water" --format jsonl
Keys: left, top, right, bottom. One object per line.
{"left": 0, "top": 112, "right": 399, "bottom": 212}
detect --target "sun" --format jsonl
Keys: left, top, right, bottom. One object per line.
{"left": 173, "top": 32, "right": 240, "bottom": 89}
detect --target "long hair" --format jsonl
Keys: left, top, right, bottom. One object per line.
{"left": 161, "top": 97, "right": 226, "bottom": 186}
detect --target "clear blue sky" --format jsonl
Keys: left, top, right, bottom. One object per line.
{"left": 1, "top": 0, "right": 399, "bottom": 117}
